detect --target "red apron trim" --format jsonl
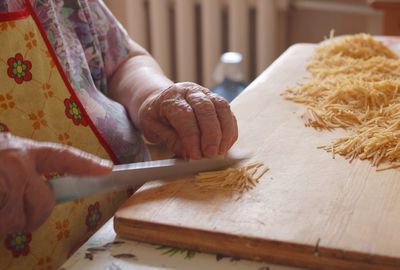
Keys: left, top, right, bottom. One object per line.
{"left": 0, "top": 8, "right": 29, "bottom": 22}
{"left": 24, "top": 0, "right": 120, "bottom": 164}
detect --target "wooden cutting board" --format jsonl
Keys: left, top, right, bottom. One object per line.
{"left": 114, "top": 44, "right": 400, "bottom": 270}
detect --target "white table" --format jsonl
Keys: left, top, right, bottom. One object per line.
{"left": 60, "top": 218, "right": 303, "bottom": 270}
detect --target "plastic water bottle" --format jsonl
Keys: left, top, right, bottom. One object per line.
{"left": 211, "top": 52, "right": 247, "bottom": 103}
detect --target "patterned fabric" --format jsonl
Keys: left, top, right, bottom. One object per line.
{"left": 0, "top": 0, "right": 149, "bottom": 164}
{"left": 61, "top": 220, "right": 287, "bottom": 270}
{"left": 0, "top": 1, "right": 149, "bottom": 269}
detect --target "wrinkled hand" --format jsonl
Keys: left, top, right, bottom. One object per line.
{"left": 0, "top": 133, "right": 113, "bottom": 234}
{"left": 138, "top": 82, "right": 238, "bottom": 159}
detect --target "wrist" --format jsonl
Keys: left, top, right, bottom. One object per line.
{"left": 129, "top": 83, "right": 173, "bottom": 127}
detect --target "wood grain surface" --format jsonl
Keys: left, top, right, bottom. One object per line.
{"left": 114, "top": 44, "right": 400, "bottom": 270}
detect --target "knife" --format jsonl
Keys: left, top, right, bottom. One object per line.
{"left": 49, "top": 155, "right": 244, "bottom": 204}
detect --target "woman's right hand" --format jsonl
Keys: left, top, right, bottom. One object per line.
{"left": 0, "top": 133, "right": 113, "bottom": 234}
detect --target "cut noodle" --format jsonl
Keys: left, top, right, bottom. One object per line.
{"left": 283, "top": 34, "right": 400, "bottom": 169}
{"left": 195, "top": 162, "right": 268, "bottom": 192}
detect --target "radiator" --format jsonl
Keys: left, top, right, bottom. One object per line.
{"left": 105, "top": 0, "right": 288, "bottom": 87}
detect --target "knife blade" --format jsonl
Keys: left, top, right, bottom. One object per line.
{"left": 49, "top": 155, "right": 244, "bottom": 204}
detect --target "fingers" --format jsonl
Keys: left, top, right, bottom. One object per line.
{"left": 0, "top": 164, "right": 28, "bottom": 233}
{"left": 186, "top": 89, "right": 222, "bottom": 157}
{"left": 160, "top": 98, "right": 202, "bottom": 159}
{"left": 206, "top": 92, "right": 238, "bottom": 154}
{"left": 0, "top": 149, "right": 53, "bottom": 233}
{"left": 23, "top": 175, "right": 55, "bottom": 232}
{"left": 138, "top": 82, "right": 239, "bottom": 159}
{"left": 0, "top": 173, "right": 54, "bottom": 233}
{"left": 0, "top": 134, "right": 113, "bottom": 234}
{"left": 33, "top": 143, "right": 113, "bottom": 176}
{"left": 0, "top": 139, "right": 31, "bottom": 233}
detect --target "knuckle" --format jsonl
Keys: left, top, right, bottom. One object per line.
{"left": 188, "top": 94, "right": 209, "bottom": 105}
{"left": 187, "top": 95, "right": 218, "bottom": 118}
{"left": 160, "top": 88, "right": 177, "bottom": 99}
{"left": 162, "top": 99, "right": 193, "bottom": 119}
{"left": 211, "top": 95, "right": 230, "bottom": 110}
{"left": 187, "top": 92, "right": 205, "bottom": 103}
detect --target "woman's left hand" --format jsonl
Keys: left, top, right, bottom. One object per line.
{"left": 138, "top": 82, "right": 238, "bottom": 159}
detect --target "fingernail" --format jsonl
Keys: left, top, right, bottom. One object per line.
{"left": 100, "top": 159, "right": 113, "bottom": 168}
{"left": 205, "top": 146, "right": 218, "bottom": 157}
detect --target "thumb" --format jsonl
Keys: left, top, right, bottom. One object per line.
{"left": 32, "top": 143, "right": 113, "bottom": 176}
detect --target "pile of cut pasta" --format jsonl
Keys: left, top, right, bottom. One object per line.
{"left": 283, "top": 33, "right": 400, "bottom": 170}
{"left": 195, "top": 162, "right": 269, "bottom": 192}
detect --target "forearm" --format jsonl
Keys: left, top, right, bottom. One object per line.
{"left": 108, "top": 49, "right": 173, "bottom": 127}
{"left": 108, "top": 44, "right": 238, "bottom": 159}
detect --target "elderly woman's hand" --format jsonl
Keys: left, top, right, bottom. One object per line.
{"left": 0, "top": 133, "right": 113, "bottom": 234}
{"left": 138, "top": 82, "right": 238, "bottom": 159}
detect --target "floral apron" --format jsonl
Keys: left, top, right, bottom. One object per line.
{"left": 0, "top": 1, "right": 146, "bottom": 269}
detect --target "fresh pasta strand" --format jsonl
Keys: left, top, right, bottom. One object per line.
{"left": 283, "top": 34, "right": 400, "bottom": 169}
{"left": 195, "top": 162, "right": 268, "bottom": 192}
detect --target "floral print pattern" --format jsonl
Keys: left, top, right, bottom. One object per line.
{"left": 4, "top": 232, "right": 32, "bottom": 257}
{"left": 24, "top": 31, "right": 37, "bottom": 49}
{"left": 0, "top": 21, "right": 16, "bottom": 32}
{"left": 58, "top": 132, "right": 73, "bottom": 145}
{"left": 7, "top": 53, "right": 32, "bottom": 84}
{"left": 60, "top": 220, "right": 281, "bottom": 270}
{"left": 1, "top": 0, "right": 149, "bottom": 164}
{"left": 0, "top": 1, "right": 149, "bottom": 269}
{"left": 0, "top": 122, "right": 9, "bottom": 132}
{"left": 0, "top": 94, "right": 15, "bottom": 110}
{"left": 56, "top": 219, "right": 70, "bottom": 241}
{"left": 37, "top": 256, "right": 52, "bottom": 270}
{"left": 41, "top": 83, "right": 53, "bottom": 98}
{"left": 64, "top": 97, "right": 88, "bottom": 126}
{"left": 30, "top": 0, "right": 148, "bottom": 163}
{"left": 86, "top": 202, "right": 102, "bottom": 232}
{"left": 29, "top": 110, "right": 47, "bottom": 130}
